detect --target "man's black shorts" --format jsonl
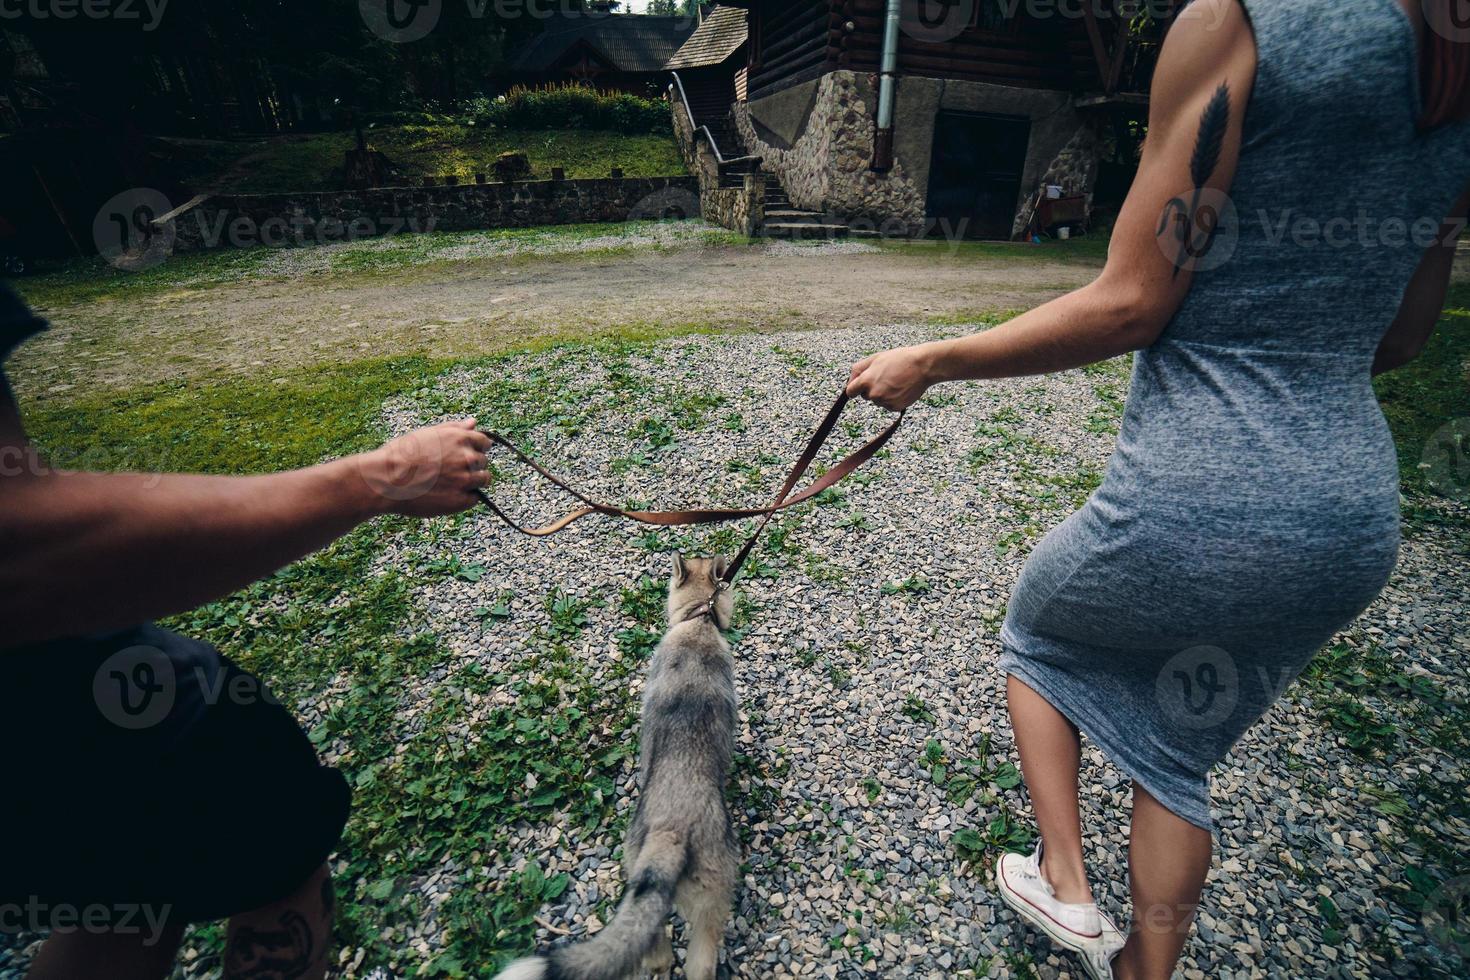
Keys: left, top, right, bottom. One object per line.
{"left": 2, "top": 624, "right": 350, "bottom": 927}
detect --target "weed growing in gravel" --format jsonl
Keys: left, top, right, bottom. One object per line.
{"left": 903, "top": 694, "right": 936, "bottom": 725}
{"left": 1294, "top": 637, "right": 1470, "bottom": 938}
{"left": 881, "top": 574, "right": 932, "bottom": 596}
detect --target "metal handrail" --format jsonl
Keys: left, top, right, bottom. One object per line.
{"left": 669, "top": 70, "right": 760, "bottom": 167}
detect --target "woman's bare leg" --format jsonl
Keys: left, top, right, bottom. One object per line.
{"left": 1006, "top": 675, "right": 1093, "bottom": 904}
{"left": 1113, "top": 783, "right": 1213, "bottom": 980}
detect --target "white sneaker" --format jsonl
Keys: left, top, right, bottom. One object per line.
{"left": 1079, "top": 937, "right": 1123, "bottom": 980}
{"left": 1098, "top": 907, "right": 1127, "bottom": 949}
{"left": 994, "top": 842, "right": 1104, "bottom": 952}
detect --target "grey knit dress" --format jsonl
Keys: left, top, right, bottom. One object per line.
{"left": 999, "top": 0, "right": 1470, "bottom": 832}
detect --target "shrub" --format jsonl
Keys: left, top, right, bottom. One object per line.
{"left": 458, "top": 84, "right": 669, "bottom": 134}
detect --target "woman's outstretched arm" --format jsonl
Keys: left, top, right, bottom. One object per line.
{"left": 847, "top": 0, "right": 1257, "bottom": 410}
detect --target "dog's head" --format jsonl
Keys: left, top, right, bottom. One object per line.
{"left": 668, "top": 553, "right": 735, "bottom": 629}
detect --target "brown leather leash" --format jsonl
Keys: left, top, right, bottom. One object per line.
{"left": 474, "top": 391, "right": 903, "bottom": 585}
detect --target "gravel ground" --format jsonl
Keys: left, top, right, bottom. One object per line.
{"left": 3, "top": 320, "right": 1462, "bottom": 979}
{"left": 355, "top": 323, "right": 1468, "bottom": 978}
{"left": 250, "top": 220, "right": 739, "bottom": 279}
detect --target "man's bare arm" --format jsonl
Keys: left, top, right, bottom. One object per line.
{"left": 1373, "top": 186, "right": 1470, "bottom": 376}
{"left": 0, "top": 405, "right": 490, "bottom": 648}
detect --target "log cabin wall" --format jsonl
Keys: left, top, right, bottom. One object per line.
{"left": 745, "top": 0, "right": 832, "bottom": 102}
{"left": 832, "top": 0, "right": 1099, "bottom": 91}
{"left": 734, "top": 0, "right": 1129, "bottom": 238}
{"left": 745, "top": 1, "right": 1106, "bottom": 102}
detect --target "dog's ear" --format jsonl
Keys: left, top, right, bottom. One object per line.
{"left": 671, "top": 553, "right": 688, "bottom": 586}
{"left": 710, "top": 555, "right": 729, "bottom": 582}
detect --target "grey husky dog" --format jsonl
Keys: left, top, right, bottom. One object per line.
{"left": 496, "top": 554, "right": 740, "bottom": 980}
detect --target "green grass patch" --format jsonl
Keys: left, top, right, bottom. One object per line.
{"left": 1374, "top": 281, "right": 1470, "bottom": 504}
{"left": 882, "top": 234, "right": 1110, "bottom": 266}
{"left": 924, "top": 308, "right": 1021, "bottom": 329}
{"left": 21, "top": 356, "right": 432, "bottom": 473}
{"left": 167, "top": 125, "right": 686, "bottom": 195}
{"left": 16, "top": 220, "right": 741, "bottom": 312}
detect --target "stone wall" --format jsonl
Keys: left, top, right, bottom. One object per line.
{"left": 735, "top": 71, "right": 925, "bottom": 236}
{"left": 162, "top": 176, "right": 702, "bottom": 252}
{"left": 1012, "top": 123, "right": 1101, "bottom": 238}
{"left": 702, "top": 173, "right": 766, "bottom": 238}
{"left": 737, "top": 70, "right": 1099, "bottom": 240}
{"left": 672, "top": 98, "right": 720, "bottom": 191}
{"left": 670, "top": 100, "right": 765, "bottom": 237}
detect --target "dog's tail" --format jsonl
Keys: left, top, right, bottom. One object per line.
{"left": 493, "top": 831, "right": 684, "bottom": 980}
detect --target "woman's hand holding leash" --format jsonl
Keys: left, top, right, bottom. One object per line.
{"left": 846, "top": 344, "right": 940, "bottom": 411}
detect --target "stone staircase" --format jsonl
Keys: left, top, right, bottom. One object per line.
{"left": 719, "top": 163, "right": 864, "bottom": 240}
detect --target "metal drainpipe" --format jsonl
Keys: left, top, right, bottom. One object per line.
{"left": 871, "top": 0, "right": 902, "bottom": 172}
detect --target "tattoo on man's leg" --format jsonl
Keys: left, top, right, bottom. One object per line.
{"left": 224, "top": 910, "right": 316, "bottom": 980}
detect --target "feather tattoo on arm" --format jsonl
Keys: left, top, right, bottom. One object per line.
{"left": 1158, "top": 81, "right": 1233, "bottom": 278}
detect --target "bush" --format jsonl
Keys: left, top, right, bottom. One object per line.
{"left": 458, "top": 84, "right": 669, "bottom": 134}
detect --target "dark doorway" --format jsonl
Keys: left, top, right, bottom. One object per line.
{"left": 925, "top": 110, "right": 1031, "bottom": 239}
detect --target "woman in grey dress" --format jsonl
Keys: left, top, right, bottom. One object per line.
{"left": 847, "top": 0, "right": 1469, "bottom": 977}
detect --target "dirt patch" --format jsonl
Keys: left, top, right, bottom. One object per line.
{"left": 10, "top": 241, "right": 1100, "bottom": 397}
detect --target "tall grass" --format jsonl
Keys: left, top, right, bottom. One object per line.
{"left": 463, "top": 84, "right": 669, "bottom": 133}
{"left": 367, "top": 85, "right": 670, "bottom": 134}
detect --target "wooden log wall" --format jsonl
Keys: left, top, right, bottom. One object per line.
{"left": 746, "top": 0, "right": 831, "bottom": 101}
{"left": 746, "top": 0, "right": 1120, "bottom": 100}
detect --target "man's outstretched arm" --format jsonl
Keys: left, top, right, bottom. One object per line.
{"left": 0, "top": 401, "right": 490, "bottom": 648}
